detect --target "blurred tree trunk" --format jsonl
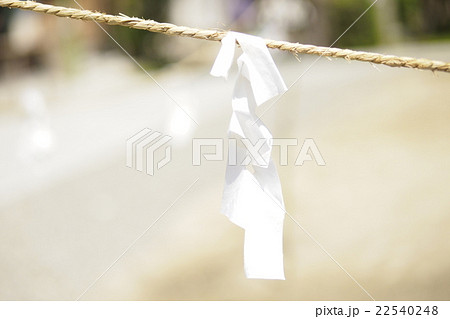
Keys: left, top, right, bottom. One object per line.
{"left": 422, "top": 0, "right": 450, "bottom": 34}
{"left": 374, "top": 0, "right": 403, "bottom": 43}
{"left": 308, "top": 0, "right": 332, "bottom": 45}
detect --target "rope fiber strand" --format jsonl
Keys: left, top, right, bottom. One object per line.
{"left": 1, "top": 0, "right": 450, "bottom": 73}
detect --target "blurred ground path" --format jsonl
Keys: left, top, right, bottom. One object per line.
{"left": 0, "top": 41, "right": 449, "bottom": 300}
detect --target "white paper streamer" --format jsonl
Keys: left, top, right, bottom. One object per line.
{"left": 211, "top": 32, "right": 287, "bottom": 280}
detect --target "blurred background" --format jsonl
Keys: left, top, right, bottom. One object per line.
{"left": 0, "top": 0, "right": 449, "bottom": 300}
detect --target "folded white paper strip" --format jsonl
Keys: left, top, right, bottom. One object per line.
{"left": 211, "top": 32, "right": 288, "bottom": 280}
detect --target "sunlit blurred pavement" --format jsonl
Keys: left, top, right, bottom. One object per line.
{"left": 0, "top": 40, "right": 449, "bottom": 300}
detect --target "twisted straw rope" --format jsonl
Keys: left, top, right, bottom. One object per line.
{"left": 1, "top": 0, "right": 450, "bottom": 73}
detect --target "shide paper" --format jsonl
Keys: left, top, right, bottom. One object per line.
{"left": 210, "top": 32, "right": 287, "bottom": 280}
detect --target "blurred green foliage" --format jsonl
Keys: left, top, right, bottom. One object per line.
{"left": 398, "top": 0, "right": 450, "bottom": 40}
{"left": 397, "top": 0, "right": 422, "bottom": 35}
{"left": 328, "top": 0, "right": 379, "bottom": 47}
{"left": 318, "top": 0, "right": 449, "bottom": 47}
{"left": 106, "top": 0, "right": 170, "bottom": 67}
